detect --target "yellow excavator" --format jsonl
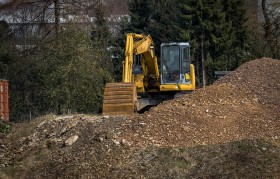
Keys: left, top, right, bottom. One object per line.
{"left": 102, "top": 33, "right": 195, "bottom": 115}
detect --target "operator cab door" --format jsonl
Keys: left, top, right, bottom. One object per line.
{"left": 161, "top": 43, "right": 191, "bottom": 86}
{"left": 180, "top": 44, "right": 191, "bottom": 84}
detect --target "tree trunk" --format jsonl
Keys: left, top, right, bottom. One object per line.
{"left": 261, "top": 0, "right": 275, "bottom": 57}
{"left": 54, "top": 0, "right": 60, "bottom": 35}
{"left": 196, "top": 51, "right": 200, "bottom": 87}
{"left": 261, "top": 0, "right": 271, "bottom": 37}
{"left": 201, "top": 39, "right": 206, "bottom": 88}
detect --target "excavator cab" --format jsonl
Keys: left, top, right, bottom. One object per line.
{"left": 160, "top": 43, "right": 195, "bottom": 91}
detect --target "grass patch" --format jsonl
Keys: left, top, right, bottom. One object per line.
{"left": 113, "top": 139, "right": 280, "bottom": 178}
{"left": 0, "top": 115, "right": 55, "bottom": 179}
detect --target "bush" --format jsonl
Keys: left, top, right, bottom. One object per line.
{"left": 0, "top": 120, "right": 11, "bottom": 133}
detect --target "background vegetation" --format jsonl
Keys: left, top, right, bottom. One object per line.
{"left": 0, "top": 0, "right": 279, "bottom": 121}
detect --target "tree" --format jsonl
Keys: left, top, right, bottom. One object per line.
{"left": 127, "top": 0, "right": 152, "bottom": 34}
{"left": 111, "top": 16, "right": 130, "bottom": 81}
{"left": 179, "top": 0, "right": 248, "bottom": 86}
{"left": 24, "top": 24, "right": 113, "bottom": 115}
{"left": 180, "top": 0, "right": 225, "bottom": 86}
{"left": 146, "top": 0, "right": 182, "bottom": 51}
{"left": 245, "top": 0, "right": 280, "bottom": 60}
{"left": 261, "top": 0, "right": 280, "bottom": 59}
{"left": 0, "top": 0, "right": 115, "bottom": 120}
{"left": 126, "top": 0, "right": 181, "bottom": 55}
{"left": 0, "top": 20, "right": 15, "bottom": 79}
{"left": 111, "top": 0, "right": 154, "bottom": 82}
{"left": 90, "top": 2, "right": 114, "bottom": 71}
{"left": 123, "top": 0, "right": 248, "bottom": 87}
{"left": 220, "top": 0, "right": 248, "bottom": 68}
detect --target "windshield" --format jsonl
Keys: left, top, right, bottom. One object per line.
{"left": 162, "top": 45, "right": 180, "bottom": 83}
{"left": 162, "top": 46, "right": 179, "bottom": 71}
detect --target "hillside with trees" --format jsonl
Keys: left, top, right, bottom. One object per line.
{"left": 0, "top": 0, "right": 279, "bottom": 119}
{"left": 0, "top": 0, "right": 280, "bottom": 178}
{"left": 0, "top": 0, "right": 120, "bottom": 120}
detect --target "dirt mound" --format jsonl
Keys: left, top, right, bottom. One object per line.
{"left": 117, "top": 58, "right": 280, "bottom": 148}
{"left": 1, "top": 58, "right": 280, "bottom": 178}
{"left": 216, "top": 58, "right": 280, "bottom": 106}
{"left": 0, "top": 115, "right": 130, "bottom": 178}
{"left": 2, "top": 116, "right": 280, "bottom": 178}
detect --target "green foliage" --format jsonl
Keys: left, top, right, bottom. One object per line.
{"left": 125, "top": 0, "right": 182, "bottom": 55}
{"left": 112, "top": 0, "right": 183, "bottom": 79}
{"left": 3, "top": 0, "right": 252, "bottom": 120}
{"left": 112, "top": 17, "right": 130, "bottom": 81}
{"left": 34, "top": 25, "right": 113, "bottom": 114}
{"left": 0, "top": 21, "right": 21, "bottom": 120}
{"left": 128, "top": 0, "right": 152, "bottom": 34}
{"left": 146, "top": 0, "right": 182, "bottom": 50}
{"left": 3, "top": 1, "right": 117, "bottom": 121}
{"left": 8, "top": 23, "right": 114, "bottom": 120}
{"left": 246, "top": 0, "right": 280, "bottom": 60}
{"left": 115, "top": 0, "right": 248, "bottom": 85}
{"left": 90, "top": 3, "right": 111, "bottom": 49}
{"left": 179, "top": 0, "right": 248, "bottom": 84}
{"left": 0, "top": 120, "right": 11, "bottom": 133}
{"left": 0, "top": 20, "right": 15, "bottom": 79}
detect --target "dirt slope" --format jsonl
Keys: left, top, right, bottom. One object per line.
{"left": 0, "top": 58, "right": 280, "bottom": 178}
{"left": 118, "top": 58, "right": 280, "bottom": 148}
{"left": 216, "top": 58, "right": 280, "bottom": 106}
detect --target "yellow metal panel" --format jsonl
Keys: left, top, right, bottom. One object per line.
{"left": 123, "top": 34, "right": 134, "bottom": 82}
{"left": 178, "top": 84, "right": 195, "bottom": 90}
{"left": 122, "top": 33, "right": 160, "bottom": 85}
{"left": 135, "top": 37, "right": 153, "bottom": 54}
{"left": 134, "top": 74, "right": 145, "bottom": 92}
{"left": 160, "top": 84, "right": 179, "bottom": 91}
{"left": 185, "top": 73, "right": 191, "bottom": 80}
{"left": 190, "top": 64, "right": 196, "bottom": 89}
{"left": 133, "top": 34, "right": 145, "bottom": 39}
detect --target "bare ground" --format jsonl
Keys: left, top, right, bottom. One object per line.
{"left": 0, "top": 58, "right": 280, "bottom": 178}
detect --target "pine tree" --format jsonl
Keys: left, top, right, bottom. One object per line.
{"left": 90, "top": 3, "right": 110, "bottom": 48}
{"left": 221, "top": 0, "right": 248, "bottom": 68}
{"left": 180, "top": 0, "right": 227, "bottom": 86}
{"left": 115, "top": 0, "right": 248, "bottom": 86}
{"left": 127, "top": 0, "right": 152, "bottom": 34}
{"left": 146, "top": 0, "right": 182, "bottom": 53}
{"left": 0, "top": 20, "right": 15, "bottom": 79}
{"left": 179, "top": 0, "right": 247, "bottom": 85}
{"left": 113, "top": 0, "right": 183, "bottom": 82}
{"left": 90, "top": 2, "right": 113, "bottom": 71}
{"left": 112, "top": 17, "right": 130, "bottom": 81}
{"left": 118, "top": 0, "right": 181, "bottom": 56}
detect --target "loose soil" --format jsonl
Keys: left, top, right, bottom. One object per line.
{"left": 0, "top": 58, "right": 279, "bottom": 178}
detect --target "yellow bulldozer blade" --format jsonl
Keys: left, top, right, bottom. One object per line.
{"left": 102, "top": 83, "right": 137, "bottom": 115}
